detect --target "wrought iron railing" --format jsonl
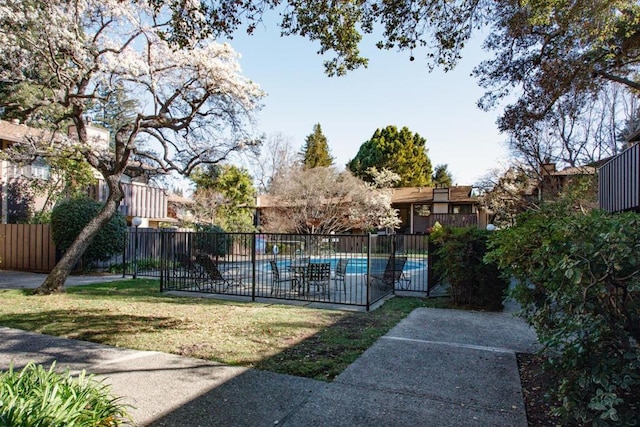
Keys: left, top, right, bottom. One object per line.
{"left": 123, "top": 231, "right": 432, "bottom": 310}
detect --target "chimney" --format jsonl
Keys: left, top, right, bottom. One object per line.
{"left": 540, "top": 158, "right": 556, "bottom": 176}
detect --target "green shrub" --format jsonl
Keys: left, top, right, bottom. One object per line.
{"left": 433, "top": 227, "right": 508, "bottom": 311}
{"left": 51, "top": 198, "right": 126, "bottom": 267}
{"left": 486, "top": 205, "right": 640, "bottom": 425}
{"left": 193, "top": 224, "right": 229, "bottom": 257}
{"left": 0, "top": 362, "right": 131, "bottom": 426}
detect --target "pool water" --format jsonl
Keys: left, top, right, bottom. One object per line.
{"left": 271, "top": 257, "right": 426, "bottom": 275}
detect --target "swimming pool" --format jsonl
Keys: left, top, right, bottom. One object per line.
{"left": 269, "top": 257, "right": 426, "bottom": 275}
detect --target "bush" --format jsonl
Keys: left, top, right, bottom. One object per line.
{"left": 433, "top": 226, "right": 508, "bottom": 311}
{"left": 193, "top": 224, "right": 229, "bottom": 257}
{"left": 51, "top": 198, "right": 126, "bottom": 267}
{"left": 0, "top": 362, "right": 131, "bottom": 426}
{"left": 486, "top": 205, "right": 640, "bottom": 425}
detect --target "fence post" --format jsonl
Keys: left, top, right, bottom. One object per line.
{"left": 159, "top": 229, "right": 165, "bottom": 292}
{"left": 251, "top": 232, "right": 256, "bottom": 301}
{"left": 366, "top": 233, "right": 371, "bottom": 311}
{"left": 427, "top": 234, "right": 433, "bottom": 296}
{"left": 122, "top": 230, "right": 127, "bottom": 278}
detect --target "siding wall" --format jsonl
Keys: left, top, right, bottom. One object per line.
{"left": 599, "top": 144, "right": 640, "bottom": 213}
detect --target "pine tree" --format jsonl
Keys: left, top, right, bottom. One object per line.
{"left": 300, "top": 123, "right": 334, "bottom": 168}
{"left": 432, "top": 164, "right": 453, "bottom": 187}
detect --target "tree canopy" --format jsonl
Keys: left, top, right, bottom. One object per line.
{"left": 0, "top": 0, "right": 263, "bottom": 293}
{"left": 154, "top": 0, "right": 640, "bottom": 166}
{"left": 347, "top": 126, "right": 433, "bottom": 187}
{"left": 300, "top": 123, "right": 334, "bottom": 169}
{"left": 432, "top": 164, "right": 453, "bottom": 187}
{"left": 264, "top": 166, "right": 399, "bottom": 234}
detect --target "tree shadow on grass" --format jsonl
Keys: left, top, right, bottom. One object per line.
{"left": 0, "top": 309, "right": 182, "bottom": 345}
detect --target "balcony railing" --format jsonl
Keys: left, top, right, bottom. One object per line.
{"left": 88, "top": 180, "right": 168, "bottom": 219}
{"left": 426, "top": 213, "right": 477, "bottom": 228}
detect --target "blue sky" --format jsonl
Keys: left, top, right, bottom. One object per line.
{"left": 225, "top": 24, "right": 510, "bottom": 186}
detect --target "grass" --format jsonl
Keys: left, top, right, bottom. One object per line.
{"left": 0, "top": 279, "right": 449, "bottom": 381}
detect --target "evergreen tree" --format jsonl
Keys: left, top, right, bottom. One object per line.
{"left": 347, "top": 125, "right": 433, "bottom": 187}
{"left": 87, "top": 83, "right": 140, "bottom": 145}
{"left": 300, "top": 123, "right": 334, "bottom": 168}
{"left": 432, "top": 164, "right": 453, "bottom": 187}
{"left": 191, "top": 164, "right": 256, "bottom": 232}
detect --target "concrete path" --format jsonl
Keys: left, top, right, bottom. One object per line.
{"left": 0, "top": 272, "right": 540, "bottom": 426}
{"left": 0, "top": 270, "right": 125, "bottom": 289}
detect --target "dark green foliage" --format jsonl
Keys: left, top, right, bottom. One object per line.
{"left": 51, "top": 198, "right": 126, "bottom": 266}
{"left": 0, "top": 362, "right": 130, "bottom": 426}
{"left": 301, "top": 123, "right": 334, "bottom": 168}
{"left": 347, "top": 125, "right": 433, "bottom": 187}
{"left": 486, "top": 205, "right": 640, "bottom": 425}
{"left": 194, "top": 224, "right": 229, "bottom": 257}
{"left": 433, "top": 227, "right": 508, "bottom": 311}
{"left": 4, "top": 181, "right": 34, "bottom": 224}
{"left": 432, "top": 164, "right": 453, "bottom": 187}
{"left": 191, "top": 164, "right": 256, "bottom": 232}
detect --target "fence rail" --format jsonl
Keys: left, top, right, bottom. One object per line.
{"left": 124, "top": 231, "right": 432, "bottom": 310}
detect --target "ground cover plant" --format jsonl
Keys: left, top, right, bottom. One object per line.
{"left": 0, "top": 361, "right": 131, "bottom": 426}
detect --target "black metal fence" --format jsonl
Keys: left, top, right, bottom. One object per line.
{"left": 123, "top": 230, "right": 432, "bottom": 310}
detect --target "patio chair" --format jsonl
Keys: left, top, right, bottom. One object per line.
{"left": 269, "top": 260, "right": 299, "bottom": 296}
{"left": 332, "top": 258, "right": 349, "bottom": 295}
{"left": 174, "top": 252, "right": 197, "bottom": 273}
{"left": 194, "top": 254, "right": 233, "bottom": 292}
{"left": 370, "top": 256, "right": 407, "bottom": 291}
{"left": 305, "top": 262, "right": 331, "bottom": 298}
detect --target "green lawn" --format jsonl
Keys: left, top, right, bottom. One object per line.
{"left": 0, "top": 279, "right": 448, "bottom": 381}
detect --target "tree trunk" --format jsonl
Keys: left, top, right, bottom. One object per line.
{"left": 33, "top": 176, "right": 124, "bottom": 295}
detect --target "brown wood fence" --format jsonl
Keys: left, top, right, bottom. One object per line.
{"left": 0, "top": 224, "right": 56, "bottom": 273}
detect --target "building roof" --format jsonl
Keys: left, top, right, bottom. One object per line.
{"left": 391, "top": 186, "right": 477, "bottom": 204}
{"left": 0, "top": 119, "right": 52, "bottom": 143}
{"left": 548, "top": 165, "right": 597, "bottom": 176}
{"left": 167, "top": 193, "right": 194, "bottom": 205}
{"left": 256, "top": 186, "right": 478, "bottom": 208}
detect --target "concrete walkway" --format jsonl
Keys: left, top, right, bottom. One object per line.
{"left": 0, "top": 273, "right": 539, "bottom": 426}
{"left": 0, "top": 270, "right": 125, "bottom": 289}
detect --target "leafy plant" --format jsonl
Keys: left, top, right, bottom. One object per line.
{"left": 51, "top": 197, "right": 126, "bottom": 268}
{"left": 486, "top": 205, "right": 640, "bottom": 425}
{"left": 0, "top": 362, "right": 131, "bottom": 426}
{"left": 193, "top": 224, "right": 229, "bottom": 257}
{"left": 433, "top": 226, "right": 508, "bottom": 311}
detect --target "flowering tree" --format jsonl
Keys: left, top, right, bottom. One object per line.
{"left": 263, "top": 167, "right": 399, "bottom": 234}
{"left": 0, "top": 0, "right": 263, "bottom": 293}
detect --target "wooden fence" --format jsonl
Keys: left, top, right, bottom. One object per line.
{"left": 0, "top": 224, "right": 56, "bottom": 272}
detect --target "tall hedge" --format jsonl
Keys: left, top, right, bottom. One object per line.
{"left": 51, "top": 198, "right": 126, "bottom": 267}
{"left": 193, "top": 223, "right": 229, "bottom": 257}
{"left": 432, "top": 226, "right": 508, "bottom": 311}
{"left": 486, "top": 205, "right": 640, "bottom": 424}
